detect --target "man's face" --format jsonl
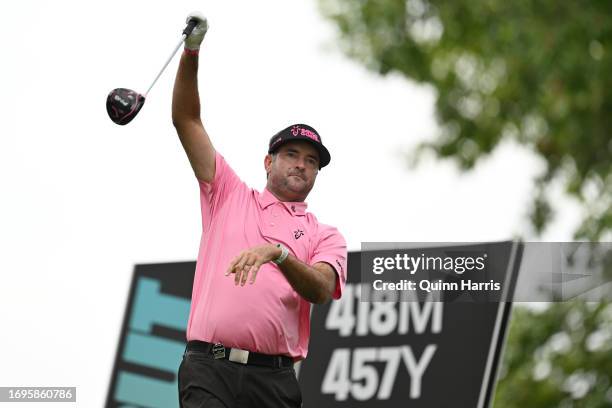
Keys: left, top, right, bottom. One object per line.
{"left": 265, "top": 141, "right": 320, "bottom": 202}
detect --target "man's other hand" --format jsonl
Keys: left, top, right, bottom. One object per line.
{"left": 225, "top": 244, "right": 281, "bottom": 286}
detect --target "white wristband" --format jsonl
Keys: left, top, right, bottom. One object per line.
{"left": 273, "top": 243, "right": 289, "bottom": 265}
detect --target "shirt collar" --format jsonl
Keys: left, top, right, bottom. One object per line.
{"left": 259, "top": 188, "right": 308, "bottom": 216}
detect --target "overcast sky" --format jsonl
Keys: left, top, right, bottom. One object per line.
{"left": 0, "top": 0, "right": 582, "bottom": 406}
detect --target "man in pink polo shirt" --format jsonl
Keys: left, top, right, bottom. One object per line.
{"left": 173, "top": 13, "right": 347, "bottom": 408}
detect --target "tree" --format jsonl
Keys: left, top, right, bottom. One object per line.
{"left": 494, "top": 302, "right": 612, "bottom": 407}
{"left": 318, "top": 0, "right": 611, "bottom": 240}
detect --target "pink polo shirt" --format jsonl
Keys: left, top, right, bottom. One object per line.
{"left": 186, "top": 152, "right": 347, "bottom": 360}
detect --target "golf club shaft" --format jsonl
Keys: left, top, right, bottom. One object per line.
{"left": 144, "top": 34, "right": 187, "bottom": 97}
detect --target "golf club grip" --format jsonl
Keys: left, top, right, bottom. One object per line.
{"left": 183, "top": 19, "right": 198, "bottom": 37}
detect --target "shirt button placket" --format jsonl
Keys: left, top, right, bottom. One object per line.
{"left": 270, "top": 206, "right": 277, "bottom": 227}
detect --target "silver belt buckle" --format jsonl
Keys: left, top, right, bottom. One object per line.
{"left": 212, "top": 343, "right": 226, "bottom": 359}
{"left": 228, "top": 348, "right": 250, "bottom": 364}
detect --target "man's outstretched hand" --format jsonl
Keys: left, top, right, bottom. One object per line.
{"left": 185, "top": 12, "right": 209, "bottom": 51}
{"left": 225, "top": 244, "right": 282, "bottom": 286}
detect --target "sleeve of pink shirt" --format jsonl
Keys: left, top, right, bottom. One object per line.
{"left": 310, "top": 224, "right": 348, "bottom": 300}
{"left": 197, "top": 151, "right": 247, "bottom": 230}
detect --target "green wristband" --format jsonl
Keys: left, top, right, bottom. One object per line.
{"left": 273, "top": 243, "right": 289, "bottom": 265}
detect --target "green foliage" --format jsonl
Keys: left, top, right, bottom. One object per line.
{"left": 318, "top": 0, "right": 612, "bottom": 240}
{"left": 495, "top": 302, "right": 612, "bottom": 407}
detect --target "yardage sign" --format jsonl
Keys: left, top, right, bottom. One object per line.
{"left": 298, "top": 242, "right": 522, "bottom": 407}
{"left": 106, "top": 242, "right": 521, "bottom": 408}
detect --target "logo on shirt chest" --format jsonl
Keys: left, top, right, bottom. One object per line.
{"left": 293, "top": 229, "right": 305, "bottom": 240}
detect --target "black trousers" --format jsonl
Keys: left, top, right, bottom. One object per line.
{"left": 178, "top": 348, "right": 302, "bottom": 408}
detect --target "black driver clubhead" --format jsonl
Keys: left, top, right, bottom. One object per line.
{"left": 106, "top": 88, "right": 146, "bottom": 125}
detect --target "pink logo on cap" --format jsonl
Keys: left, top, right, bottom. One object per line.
{"left": 291, "top": 125, "right": 319, "bottom": 142}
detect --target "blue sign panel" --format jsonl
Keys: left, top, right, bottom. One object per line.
{"left": 106, "top": 262, "right": 195, "bottom": 408}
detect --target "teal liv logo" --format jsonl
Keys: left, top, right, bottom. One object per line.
{"left": 114, "top": 277, "right": 190, "bottom": 408}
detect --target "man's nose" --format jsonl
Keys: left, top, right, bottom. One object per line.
{"left": 294, "top": 156, "right": 306, "bottom": 169}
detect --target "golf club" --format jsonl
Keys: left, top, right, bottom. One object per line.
{"left": 106, "top": 19, "right": 198, "bottom": 125}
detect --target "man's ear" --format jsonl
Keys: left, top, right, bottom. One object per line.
{"left": 264, "top": 154, "right": 272, "bottom": 177}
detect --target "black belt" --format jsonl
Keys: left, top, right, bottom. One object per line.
{"left": 186, "top": 340, "right": 294, "bottom": 368}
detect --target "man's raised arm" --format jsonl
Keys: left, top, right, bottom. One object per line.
{"left": 172, "top": 13, "right": 215, "bottom": 183}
